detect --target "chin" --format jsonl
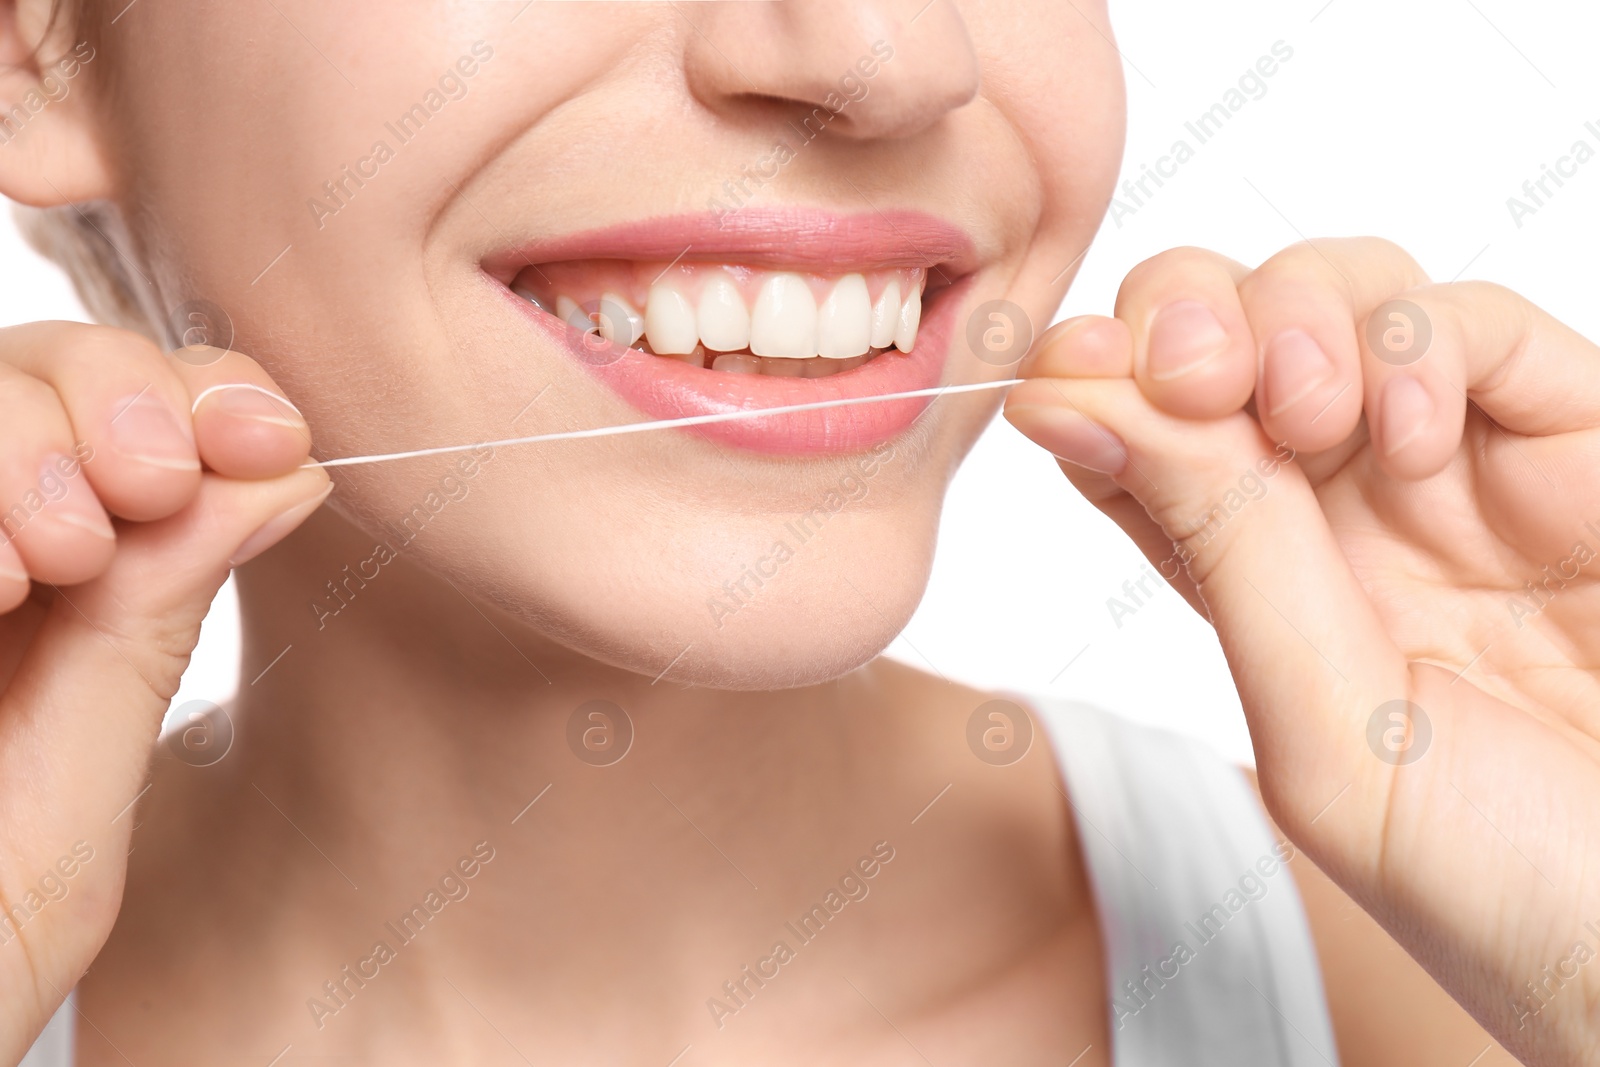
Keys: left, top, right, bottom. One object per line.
{"left": 460, "top": 490, "right": 945, "bottom": 692}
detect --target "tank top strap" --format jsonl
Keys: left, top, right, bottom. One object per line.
{"left": 19, "top": 991, "right": 74, "bottom": 1067}
{"left": 1020, "top": 694, "right": 1340, "bottom": 1066}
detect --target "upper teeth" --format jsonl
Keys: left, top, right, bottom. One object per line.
{"left": 697, "top": 274, "right": 750, "bottom": 354}
{"left": 640, "top": 286, "right": 695, "bottom": 354}
{"left": 749, "top": 273, "right": 817, "bottom": 359}
{"left": 870, "top": 280, "right": 900, "bottom": 350}
{"left": 520, "top": 266, "right": 928, "bottom": 360}
{"left": 816, "top": 273, "right": 871, "bottom": 359}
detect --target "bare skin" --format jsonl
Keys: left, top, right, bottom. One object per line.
{"left": 85, "top": 541, "right": 1111, "bottom": 1065}
{"left": 75, "top": 543, "right": 1515, "bottom": 1066}
{"left": 0, "top": 0, "right": 1590, "bottom": 1064}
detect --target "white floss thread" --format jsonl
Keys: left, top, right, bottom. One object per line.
{"left": 306, "top": 378, "right": 1023, "bottom": 470}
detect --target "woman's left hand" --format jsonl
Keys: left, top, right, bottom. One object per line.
{"left": 1005, "top": 238, "right": 1600, "bottom": 1067}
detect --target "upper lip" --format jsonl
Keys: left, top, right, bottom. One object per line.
{"left": 481, "top": 207, "right": 979, "bottom": 283}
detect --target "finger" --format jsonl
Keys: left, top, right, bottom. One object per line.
{"left": 1005, "top": 356, "right": 1207, "bottom": 613}
{"left": 0, "top": 364, "right": 116, "bottom": 586}
{"left": 4, "top": 468, "right": 333, "bottom": 779}
{"left": 1236, "top": 241, "right": 1426, "bottom": 452}
{"left": 1368, "top": 281, "right": 1600, "bottom": 445}
{"left": 1078, "top": 478, "right": 1207, "bottom": 616}
{"left": 1356, "top": 286, "right": 1471, "bottom": 480}
{"left": 1114, "top": 247, "right": 1255, "bottom": 420}
{"left": 1006, "top": 374, "right": 1408, "bottom": 858}
{"left": 1004, "top": 380, "right": 1130, "bottom": 476}
{"left": 172, "top": 349, "right": 312, "bottom": 479}
{"left": 1020, "top": 315, "right": 1133, "bottom": 379}
{"left": 0, "top": 535, "right": 27, "bottom": 613}
{"left": 4, "top": 467, "right": 331, "bottom": 741}
{"left": 0, "top": 322, "right": 201, "bottom": 523}
{"left": 1237, "top": 239, "right": 1430, "bottom": 461}
{"left": 0, "top": 463, "right": 330, "bottom": 1010}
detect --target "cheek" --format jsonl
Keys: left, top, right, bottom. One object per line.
{"left": 965, "top": 0, "right": 1126, "bottom": 243}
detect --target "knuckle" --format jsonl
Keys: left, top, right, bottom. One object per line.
{"left": 1436, "top": 278, "right": 1519, "bottom": 310}
{"left": 1381, "top": 281, "right": 1499, "bottom": 335}
{"left": 1419, "top": 280, "right": 1536, "bottom": 365}
{"left": 86, "top": 612, "right": 196, "bottom": 704}
{"left": 1120, "top": 246, "right": 1232, "bottom": 298}
{"left": 1243, "top": 243, "right": 1341, "bottom": 295}
{"left": 60, "top": 323, "right": 165, "bottom": 374}
{"left": 0, "top": 370, "right": 65, "bottom": 424}
{"left": 1335, "top": 234, "right": 1416, "bottom": 268}
{"left": 57, "top": 324, "right": 168, "bottom": 380}
{"left": 1290, "top": 236, "right": 1410, "bottom": 271}
{"left": 1244, "top": 237, "right": 1429, "bottom": 317}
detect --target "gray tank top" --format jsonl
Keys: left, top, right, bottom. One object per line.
{"left": 19, "top": 697, "right": 1339, "bottom": 1066}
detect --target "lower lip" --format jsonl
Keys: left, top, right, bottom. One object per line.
{"left": 506, "top": 280, "right": 969, "bottom": 455}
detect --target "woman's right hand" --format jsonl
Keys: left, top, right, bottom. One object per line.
{"left": 0, "top": 322, "right": 329, "bottom": 1061}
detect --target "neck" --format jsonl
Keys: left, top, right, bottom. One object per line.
{"left": 91, "top": 508, "right": 1090, "bottom": 1062}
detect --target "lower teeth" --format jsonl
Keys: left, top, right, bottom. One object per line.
{"left": 644, "top": 342, "right": 888, "bottom": 377}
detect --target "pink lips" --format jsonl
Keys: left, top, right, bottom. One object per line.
{"left": 488, "top": 210, "right": 978, "bottom": 455}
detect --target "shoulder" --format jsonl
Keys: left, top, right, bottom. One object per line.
{"left": 1239, "top": 768, "right": 1520, "bottom": 1067}
{"left": 1027, "top": 696, "right": 1515, "bottom": 1066}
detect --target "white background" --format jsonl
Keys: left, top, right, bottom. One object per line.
{"left": 2, "top": 0, "right": 1596, "bottom": 763}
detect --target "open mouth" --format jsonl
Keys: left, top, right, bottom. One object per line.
{"left": 485, "top": 210, "right": 977, "bottom": 454}
{"left": 510, "top": 262, "right": 928, "bottom": 379}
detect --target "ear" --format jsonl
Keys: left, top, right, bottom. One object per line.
{"left": 0, "top": 0, "right": 114, "bottom": 206}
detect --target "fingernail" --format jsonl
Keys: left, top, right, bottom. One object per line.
{"left": 109, "top": 392, "right": 200, "bottom": 471}
{"left": 193, "top": 384, "right": 308, "bottom": 432}
{"left": 1263, "top": 330, "right": 1336, "bottom": 417}
{"left": 1380, "top": 375, "right": 1434, "bottom": 456}
{"left": 228, "top": 483, "right": 332, "bottom": 568}
{"left": 39, "top": 453, "right": 114, "bottom": 539}
{"left": 1147, "top": 301, "right": 1230, "bottom": 381}
{"left": 1005, "top": 405, "right": 1127, "bottom": 474}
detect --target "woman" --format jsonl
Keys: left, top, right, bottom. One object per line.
{"left": 0, "top": 0, "right": 1594, "bottom": 1063}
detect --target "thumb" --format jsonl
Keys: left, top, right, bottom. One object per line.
{"left": 1004, "top": 378, "right": 1408, "bottom": 855}
{"left": 0, "top": 467, "right": 329, "bottom": 1002}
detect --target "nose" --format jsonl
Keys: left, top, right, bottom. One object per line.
{"left": 682, "top": 0, "right": 980, "bottom": 142}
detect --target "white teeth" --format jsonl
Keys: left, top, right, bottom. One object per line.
{"left": 541, "top": 267, "right": 926, "bottom": 368}
{"left": 816, "top": 273, "right": 872, "bottom": 359}
{"left": 711, "top": 353, "right": 762, "bottom": 374}
{"left": 644, "top": 284, "right": 698, "bottom": 355}
{"left": 869, "top": 280, "right": 900, "bottom": 350}
{"left": 512, "top": 284, "right": 552, "bottom": 315}
{"left": 697, "top": 273, "right": 751, "bottom": 353}
{"left": 759, "top": 357, "right": 807, "bottom": 377}
{"left": 556, "top": 295, "right": 592, "bottom": 334}
{"left": 749, "top": 273, "right": 817, "bottom": 360}
{"left": 596, "top": 291, "right": 644, "bottom": 347}
{"left": 663, "top": 345, "right": 706, "bottom": 369}
{"left": 894, "top": 287, "right": 922, "bottom": 353}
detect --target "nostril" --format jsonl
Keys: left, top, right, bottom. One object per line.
{"left": 681, "top": 1, "right": 979, "bottom": 143}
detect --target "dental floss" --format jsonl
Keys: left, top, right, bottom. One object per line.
{"left": 306, "top": 378, "right": 1023, "bottom": 470}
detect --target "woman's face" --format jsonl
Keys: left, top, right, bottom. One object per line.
{"left": 95, "top": 0, "right": 1123, "bottom": 687}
